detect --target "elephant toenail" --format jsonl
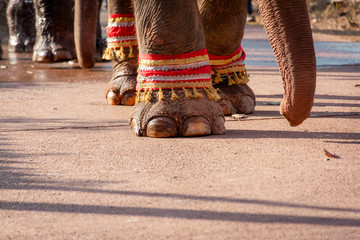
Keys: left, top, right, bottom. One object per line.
{"left": 53, "top": 49, "right": 72, "bottom": 62}
{"left": 121, "top": 92, "right": 136, "bottom": 106}
{"left": 131, "top": 119, "right": 142, "bottom": 136}
{"left": 237, "top": 95, "right": 255, "bottom": 114}
{"left": 181, "top": 116, "right": 211, "bottom": 137}
{"left": 146, "top": 117, "right": 177, "bottom": 138}
{"left": 219, "top": 100, "right": 236, "bottom": 116}
{"left": 35, "top": 50, "right": 53, "bottom": 63}
{"left": 212, "top": 116, "right": 226, "bottom": 135}
{"left": 106, "top": 90, "right": 121, "bottom": 105}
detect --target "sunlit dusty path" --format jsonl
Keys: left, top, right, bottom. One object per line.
{"left": 1, "top": 16, "right": 360, "bottom": 239}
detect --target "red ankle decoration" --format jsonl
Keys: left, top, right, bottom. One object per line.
{"left": 103, "top": 14, "right": 137, "bottom": 60}
{"left": 135, "top": 49, "right": 220, "bottom": 103}
{"left": 208, "top": 46, "right": 249, "bottom": 85}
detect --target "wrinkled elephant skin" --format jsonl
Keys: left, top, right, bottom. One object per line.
{"left": 76, "top": 0, "right": 316, "bottom": 137}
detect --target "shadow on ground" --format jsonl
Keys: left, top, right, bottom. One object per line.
{"left": 1, "top": 134, "right": 359, "bottom": 226}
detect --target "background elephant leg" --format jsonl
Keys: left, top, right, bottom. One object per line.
{"left": 32, "top": 0, "right": 51, "bottom": 62}
{"left": 33, "top": 0, "right": 75, "bottom": 63}
{"left": 198, "top": 0, "right": 256, "bottom": 115}
{"left": 6, "top": 0, "right": 24, "bottom": 52}
{"left": 7, "top": 0, "right": 23, "bottom": 52}
{"left": 6, "top": 0, "right": 35, "bottom": 52}
{"left": 104, "top": 0, "right": 138, "bottom": 105}
{"left": 95, "top": 0, "right": 104, "bottom": 62}
{"left": 0, "top": 0, "right": 8, "bottom": 59}
{"left": 21, "top": 0, "right": 36, "bottom": 52}
{"left": 130, "top": 0, "right": 225, "bottom": 137}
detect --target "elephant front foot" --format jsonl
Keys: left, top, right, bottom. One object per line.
{"left": 209, "top": 46, "right": 256, "bottom": 116}
{"left": 105, "top": 48, "right": 138, "bottom": 106}
{"left": 130, "top": 89, "right": 225, "bottom": 138}
{"left": 33, "top": 49, "right": 73, "bottom": 63}
{"left": 106, "top": 75, "right": 137, "bottom": 106}
{"left": 33, "top": 40, "right": 76, "bottom": 63}
{"left": 32, "top": 0, "right": 76, "bottom": 63}
{"left": 8, "top": 36, "right": 35, "bottom": 53}
{"left": 214, "top": 73, "right": 256, "bottom": 115}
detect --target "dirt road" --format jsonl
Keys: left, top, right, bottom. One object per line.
{"left": 1, "top": 23, "right": 360, "bottom": 239}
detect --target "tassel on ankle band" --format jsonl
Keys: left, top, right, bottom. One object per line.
{"left": 226, "top": 73, "right": 236, "bottom": 86}
{"left": 145, "top": 88, "right": 152, "bottom": 102}
{"left": 183, "top": 87, "right": 193, "bottom": 99}
{"left": 135, "top": 90, "right": 141, "bottom": 104}
{"left": 171, "top": 88, "right": 178, "bottom": 101}
{"left": 129, "top": 46, "right": 135, "bottom": 58}
{"left": 234, "top": 72, "right": 241, "bottom": 84}
{"left": 214, "top": 72, "right": 222, "bottom": 84}
{"left": 158, "top": 87, "right": 165, "bottom": 101}
{"left": 193, "top": 87, "right": 203, "bottom": 99}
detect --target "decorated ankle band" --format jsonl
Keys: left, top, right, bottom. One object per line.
{"left": 103, "top": 13, "right": 137, "bottom": 60}
{"left": 135, "top": 48, "right": 220, "bottom": 103}
{"left": 209, "top": 46, "right": 249, "bottom": 86}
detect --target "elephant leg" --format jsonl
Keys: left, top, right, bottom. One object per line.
{"left": 21, "top": 0, "right": 36, "bottom": 52}
{"left": 7, "top": 0, "right": 24, "bottom": 52}
{"left": 0, "top": 0, "right": 7, "bottom": 59}
{"left": 130, "top": 0, "right": 225, "bottom": 137}
{"left": 6, "top": 0, "right": 35, "bottom": 52}
{"left": 103, "top": 0, "right": 138, "bottom": 105}
{"left": 33, "top": 0, "right": 75, "bottom": 63}
{"left": 95, "top": 0, "right": 105, "bottom": 62}
{"left": 198, "top": 0, "right": 256, "bottom": 115}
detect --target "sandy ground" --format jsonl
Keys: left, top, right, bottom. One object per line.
{"left": 1, "top": 20, "right": 360, "bottom": 240}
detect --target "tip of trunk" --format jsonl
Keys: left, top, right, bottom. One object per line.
{"left": 288, "top": 120, "right": 303, "bottom": 127}
{"left": 78, "top": 59, "right": 95, "bottom": 69}
{"left": 280, "top": 101, "right": 311, "bottom": 127}
{"left": 282, "top": 113, "right": 307, "bottom": 127}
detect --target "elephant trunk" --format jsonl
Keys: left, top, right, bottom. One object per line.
{"left": 259, "top": 0, "right": 316, "bottom": 126}
{"left": 74, "top": 0, "right": 98, "bottom": 69}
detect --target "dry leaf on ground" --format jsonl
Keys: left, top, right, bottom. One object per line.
{"left": 324, "top": 149, "right": 340, "bottom": 159}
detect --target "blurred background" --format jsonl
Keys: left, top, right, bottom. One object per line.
{"left": 249, "top": 0, "right": 360, "bottom": 41}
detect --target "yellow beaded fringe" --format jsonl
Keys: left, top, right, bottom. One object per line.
{"left": 135, "top": 86, "right": 220, "bottom": 104}
{"left": 102, "top": 44, "right": 137, "bottom": 60}
{"left": 213, "top": 70, "right": 249, "bottom": 86}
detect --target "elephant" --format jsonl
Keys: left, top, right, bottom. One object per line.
{"left": 6, "top": 0, "right": 36, "bottom": 53}
{"left": 75, "top": 0, "right": 316, "bottom": 138}
{"left": 32, "top": 0, "right": 105, "bottom": 63}
{"left": 0, "top": 0, "right": 104, "bottom": 62}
